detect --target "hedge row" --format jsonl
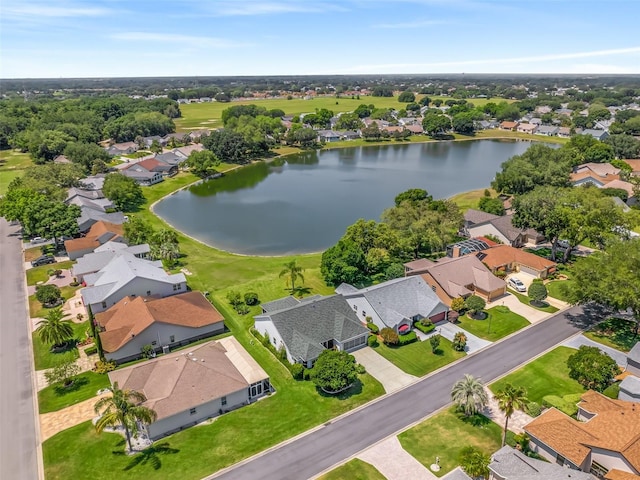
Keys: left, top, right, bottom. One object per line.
{"left": 414, "top": 321, "right": 435, "bottom": 334}
{"left": 398, "top": 331, "right": 418, "bottom": 346}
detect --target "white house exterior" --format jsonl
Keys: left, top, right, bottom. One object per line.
{"left": 81, "top": 255, "right": 186, "bottom": 314}
{"left": 108, "top": 337, "right": 270, "bottom": 439}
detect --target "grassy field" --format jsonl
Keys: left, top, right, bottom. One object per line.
{"left": 546, "top": 279, "right": 573, "bottom": 302}
{"left": 319, "top": 459, "right": 386, "bottom": 480}
{"left": 399, "top": 407, "right": 503, "bottom": 477}
{"left": 372, "top": 337, "right": 465, "bottom": 377}
{"left": 456, "top": 306, "right": 530, "bottom": 342}
{"left": 506, "top": 288, "right": 559, "bottom": 313}
{"left": 33, "top": 320, "right": 88, "bottom": 371}
{"left": 448, "top": 188, "right": 497, "bottom": 211}
{"left": 0, "top": 149, "right": 32, "bottom": 195}
{"left": 26, "top": 260, "right": 75, "bottom": 286}
{"left": 38, "top": 371, "right": 110, "bottom": 413}
{"left": 490, "top": 346, "right": 584, "bottom": 404}
{"left": 584, "top": 317, "right": 638, "bottom": 352}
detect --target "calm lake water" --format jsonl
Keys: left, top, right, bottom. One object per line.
{"left": 154, "top": 140, "right": 533, "bottom": 255}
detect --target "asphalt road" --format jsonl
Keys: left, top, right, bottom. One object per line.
{"left": 0, "top": 219, "right": 40, "bottom": 480}
{"left": 213, "top": 303, "right": 600, "bottom": 480}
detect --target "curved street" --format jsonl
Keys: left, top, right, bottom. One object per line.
{"left": 212, "top": 303, "right": 600, "bottom": 480}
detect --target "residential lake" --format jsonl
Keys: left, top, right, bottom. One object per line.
{"left": 154, "top": 140, "right": 534, "bottom": 255}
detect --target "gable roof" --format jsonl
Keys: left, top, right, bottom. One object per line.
{"left": 72, "top": 245, "right": 151, "bottom": 278}
{"left": 480, "top": 244, "right": 557, "bottom": 272}
{"left": 338, "top": 276, "right": 448, "bottom": 329}
{"left": 489, "top": 445, "right": 594, "bottom": 480}
{"left": 77, "top": 207, "right": 125, "bottom": 232}
{"left": 64, "top": 221, "right": 124, "bottom": 253}
{"left": 471, "top": 214, "right": 540, "bottom": 243}
{"left": 108, "top": 337, "right": 267, "bottom": 420}
{"left": 623, "top": 160, "right": 640, "bottom": 175}
{"left": 420, "top": 255, "right": 506, "bottom": 299}
{"left": 525, "top": 391, "right": 640, "bottom": 472}
{"left": 254, "top": 295, "right": 368, "bottom": 363}
{"left": 575, "top": 162, "right": 621, "bottom": 177}
{"left": 96, "top": 292, "right": 224, "bottom": 353}
{"left": 403, "top": 258, "right": 436, "bottom": 273}
{"left": 260, "top": 296, "right": 300, "bottom": 313}
{"left": 464, "top": 209, "right": 501, "bottom": 226}
{"left": 629, "top": 342, "right": 640, "bottom": 363}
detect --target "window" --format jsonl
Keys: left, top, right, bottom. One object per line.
{"left": 172, "top": 283, "right": 182, "bottom": 291}
{"left": 221, "top": 396, "right": 227, "bottom": 406}
{"left": 170, "top": 335, "right": 175, "bottom": 343}
{"left": 590, "top": 461, "right": 608, "bottom": 477}
{"left": 101, "top": 301, "right": 107, "bottom": 309}
{"left": 189, "top": 408, "right": 196, "bottom": 415}
{"left": 353, "top": 305, "right": 357, "bottom": 311}
{"left": 431, "top": 285, "right": 436, "bottom": 292}
{"left": 146, "top": 290, "right": 151, "bottom": 296}
{"left": 250, "top": 383, "right": 263, "bottom": 398}
{"left": 555, "top": 454, "right": 565, "bottom": 466}
{"left": 362, "top": 311, "right": 366, "bottom": 317}
{"left": 151, "top": 341, "right": 157, "bottom": 346}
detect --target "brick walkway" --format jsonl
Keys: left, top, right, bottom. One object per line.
{"left": 482, "top": 387, "right": 534, "bottom": 435}
{"left": 39, "top": 392, "right": 108, "bottom": 441}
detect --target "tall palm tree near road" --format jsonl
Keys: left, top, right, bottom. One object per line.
{"left": 451, "top": 374, "right": 488, "bottom": 417}
{"left": 495, "top": 382, "right": 528, "bottom": 447}
{"left": 36, "top": 307, "right": 74, "bottom": 349}
{"left": 279, "top": 260, "right": 305, "bottom": 293}
{"left": 94, "top": 382, "right": 158, "bottom": 452}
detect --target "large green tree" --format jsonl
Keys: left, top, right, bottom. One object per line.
{"left": 279, "top": 260, "right": 305, "bottom": 293}
{"left": 36, "top": 307, "right": 74, "bottom": 348}
{"left": 123, "top": 216, "right": 154, "bottom": 245}
{"left": 567, "top": 346, "right": 618, "bottom": 392}
{"left": 23, "top": 200, "right": 80, "bottom": 243}
{"left": 94, "top": 382, "right": 158, "bottom": 452}
{"left": 495, "top": 383, "right": 528, "bottom": 447}
{"left": 63, "top": 142, "right": 111, "bottom": 173}
{"left": 310, "top": 350, "right": 358, "bottom": 393}
{"left": 186, "top": 150, "right": 220, "bottom": 178}
{"left": 451, "top": 374, "right": 488, "bottom": 417}
{"left": 102, "top": 173, "right": 145, "bottom": 211}
{"left": 422, "top": 113, "right": 451, "bottom": 136}
{"left": 150, "top": 228, "right": 181, "bottom": 266}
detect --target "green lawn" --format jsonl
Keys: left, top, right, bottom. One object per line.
{"left": 546, "top": 279, "right": 573, "bottom": 302}
{"left": 456, "top": 306, "right": 530, "bottom": 341}
{"left": 448, "top": 188, "right": 497, "bottom": 212}
{"left": 373, "top": 337, "right": 465, "bottom": 377}
{"left": 26, "top": 260, "right": 75, "bottom": 286}
{"left": 506, "top": 288, "right": 559, "bottom": 313}
{"left": 38, "top": 371, "right": 110, "bottom": 413}
{"left": 33, "top": 320, "right": 89, "bottom": 371}
{"left": 584, "top": 317, "right": 638, "bottom": 353}
{"left": 399, "top": 407, "right": 503, "bottom": 477}
{"left": 490, "top": 346, "right": 584, "bottom": 404}
{"left": 0, "top": 149, "right": 32, "bottom": 195}
{"left": 319, "top": 459, "right": 386, "bottom": 480}
{"left": 29, "top": 284, "right": 80, "bottom": 318}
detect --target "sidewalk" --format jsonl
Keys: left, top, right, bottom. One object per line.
{"left": 352, "top": 347, "right": 416, "bottom": 393}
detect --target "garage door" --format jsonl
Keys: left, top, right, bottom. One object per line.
{"left": 430, "top": 311, "right": 447, "bottom": 323}
{"left": 519, "top": 265, "right": 539, "bottom": 277}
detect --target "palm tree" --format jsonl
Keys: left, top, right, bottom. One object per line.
{"left": 94, "top": 382, "right": 157, "bottom": 452}
{"left": 279, "top": 260, "right": 305, "bottom": 293}
{"left": 494, "top": 383, "right": 528, "bottom": 447}
{"left": 36, "top": 307, "right": 74, "bottom": 349}
{"left": 451, "top": 374, "right": 489, "bottom": 417}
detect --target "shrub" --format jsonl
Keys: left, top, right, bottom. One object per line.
{"left": 35, "top": 284, "right": 62, "bottom": 305}
{"left": 84, "top": 346, "right": 98, "bottom": 356}
{"left": 602, "top": 382, "right": 621, "bottom": 399}
{"left": 355, "top": 363, "right": 366, "bottom": 375}
{"left": 567, "top": 345, "right": 618, "bottom": 392}
{"left": 235, "top": 303, "right": 250, "bottom": 315}
{"left": 94, "top": 360, "right": 116, "bottom": 374}
{"left": 398, "top": 331, "right": 418, "bottom": 346}
{"left": 310, "top": 350, "right": 358, "bottom": 393}
{"left": 450, "top": 297, "right": 466, "bottom": 312}
{"left": 290, "top": 363, "right": 304, "bottom": 380}
{"left": 367, "top": 322, "right": 379, "bottom": 334}
{"left": 465, "top": 295, "right": 486, "bottom": 316}
{"left": 69, "top": 281, "right": 80, "bottom": 287}
{"left": 244, "top": 291, "right": 259, "bottom": 306}
{"left": 525, "top": 401, "right": 542, "bottom": 417}
{"left": 528, "top": 281, "right": 548, "bottom": 303}
{"left": 380, "top": 327, "right": 399, "bottom": 345}
{"left": 226, "top": 290, "right": 242, "bottom": 307}
{"left": 414, "top": 321, "right": 435, "bottom": 334}
{"left": 45, "top": 359, "right": 81, "bottom": 387}
{"left": 459, "top": 446, "right": 490, "bottom": 478}
{"left": 453, "top": 331, "right": 467, "bottom": 351}
{"left": 303, "top": 368, "right": 312, "bottom": 380}
{"left": 367, "top": 335, "right": 379, "bottom": 347}
{"left": 429, "top": 334, "right": 441, "bottom": 353}
{"left": 494, "top": 269, "right": 507, "bottom": 279}
{"left": 141, "top": 344, "right": 154, "bottom": 359}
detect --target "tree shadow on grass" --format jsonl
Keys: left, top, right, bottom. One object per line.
{"left": 53, "top": 376, "right": 89, "bottom": 396}
{"left": 316, "top": 378, "right": 363, "bottom": 400}
{"left": 455, "top": 411, "right": 492, "bottom": 428}
{"left": 112, "top": 442, "right": 180, "bottom": 471}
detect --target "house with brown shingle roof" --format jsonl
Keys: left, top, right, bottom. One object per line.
{"left": 108, "top": 337, "right": 270, "bottom": 439}
{"left": 517, "top": 123, "right": 538, "bottom": 134}
{"left": 480, "top": 244, "right": 557, "bottom": 279}
{"left": 500, "top": 121, "right": 519, "bottom": 131}
{"left": 525, "top": 390, "right": 640, "bottom": 478}
{"left": 624, "top": 160, "right": 640, "bottom": 177}
{"left": 407, "top": 254, "right": 506, "bottom": 306}
{"left": 96, "top": 291, "right": 225, "bottom": 363}
{"left": 64, "top": 221, "right": 125, "bottom": 260}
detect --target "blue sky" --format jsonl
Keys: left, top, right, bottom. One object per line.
{"left": 1, "top": 0, "right": 639, "bottom": 78}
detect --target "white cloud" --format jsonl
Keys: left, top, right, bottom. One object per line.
{"left": 111, "top": 32, "right": 251, "bottom": 49}
{"left": 2, "top": 3, "right": 112, "bottom": 18}
{"left": 202, "top": 1, "right": 346, "bottom": 16}
{"left": 372, "top": 19, "right": 450, "bottom": 29}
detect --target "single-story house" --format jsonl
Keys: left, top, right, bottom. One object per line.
{"left": 106, "top": 142, "right": 138, "bottom": 156}
{"left": 142, "top": 135, "right": 167, "bottom": 148}
{"left": 405, "top": 254, "right": 507, "bottom": 305}
{"left": 79, "top": 174, "right": 107, "bottom": 191}
{"left": 479, "top": 244, "right": 557, "bottom": 279}
{"left": 163, "top": 133, "right": 189, "bottom": 144}
{"left": 77, "top": 206, "right": 125, "bottom": 233}
{"left": 64, "top": 221, "right": 125, "bottom": 260}
{"left": 465, "top": 211, "right": 544, "bottom": 247}
{"left": 53, "top": 154, "right": 71, "bottom": 164}
{"left": 517, "top": 123, "right": 538, "bottom": 134}
{"left": 133, "top": 158, "right": 178, "bottom": 177}
{"left": 72, "top": 244, "right": 150, "bottom": 282}
{"left": 462, "top": 209, "right": 501, "bottom": 236}
{"left": 96, "top": 291, "right": 225, "bottom": 363}
{"left": 317, "top": 130, "right": 342, "bottom": 142}
{"left": 446, "top": 237, "right": 498, "bottom": 258}
{"left": 500, "top": 121, "right": 519, "bottom": 131}
{"left": 188, "top": 130, "right": 211, "bottom": 142}
{"left": 81, "top": 254, "right": 186, "bottom": 314}
{"left": 253, "top": 295, "right": 368, "bottom": 368}
{"left": 556, "top": 109, "right": 574, "bottom": 117}
{"left": 65, "top": 187, "right": 114, "bottom": 212}
{"left": 623, "top": 160, "right": 640, "bottom": 178}
{"left": 121, "top": 167, "right": 164, "bottom": 186}
{"left": 488, "top": 445, "right": 594, "bottom": 480}
{"left": 404, "top": 124, "right": 424, "bottom": 134}
{"left": 108, "top": 337, "right": 270, "bottom": 439}
{"left": 619, "top": 375, "right": 640, "bottom": 402}
{"left": 335, "top": 276, "right": 450, "bottom": 334}
{"left": 172, "top": 144, "right": 205, "bottom": 160}
{"left": 535, "top": 125, "right": 559, "bottom": 136}
{"left": 582, "top": 129, "right": 610, "bottom": 142}
{"left": 340, "top": 130, "right": 361, "bottom": 140}
{"left": 627, "top": 342, "right": 640, "bottom": 376}
{"left": 558, "top": 127, "right": 572, "bottom": 137}
{"left": 525, "top": 391, "right": 640, "bottom": 479}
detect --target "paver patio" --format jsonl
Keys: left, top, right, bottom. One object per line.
{"left": 40, "top": 392, "right": 108, "bottom": 441}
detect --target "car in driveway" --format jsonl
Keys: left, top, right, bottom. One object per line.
{"left": 31, "top": 255, "right": 55, "bottom": 267}
{"left": 507, "top": 277, "right": 527, "bottom": 293}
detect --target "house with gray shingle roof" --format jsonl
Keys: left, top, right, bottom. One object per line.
{"left": 253, "top": 295, "right": 368, "bottom": 368}
{"left": 488, "top": 445, "right": 594, "bottom": 480}
{"left": 72, "top": 244, "right": 150, "bottom": 282}
{"left": 619, "top": 375, "right": 640, "bottom": 402}
{"left": 336, "top": 276, "right": 449, "bottom": 334}
{"left": 466, "top": 213, "right": 544, "bottom": 247}
{"left": 627, "top": 342, "right": 640, "bottom": 377}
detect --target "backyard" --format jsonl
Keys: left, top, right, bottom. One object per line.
{"left": 319, "top": 459, "right": 385, "bottom": 480}
{"left": 372, "top": 337, "right": 465, "bottom": 377}
{"left": 584, "top": 317, "right": 638, "bottom": 352}
{"left": 456, "top": 306, "right": 530, "bottom": 341}
{"left": 398, "top": 407, "right": 503, "bottom": 477}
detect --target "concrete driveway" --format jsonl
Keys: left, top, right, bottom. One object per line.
{"left": 437, "top": 322, "right": 491, "bottom": 353}
{"left": 352, "top": 347, "right": 417, "bottom": 393}
{"left": 562, "top": 334, "right": 628, "bottom": 367}
{"left": 488, "top": 293, "right": 548, "bottom": 324}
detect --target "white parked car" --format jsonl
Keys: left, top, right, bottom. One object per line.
{"left": 508, "top": 277, "right": 527, "bottom": 292}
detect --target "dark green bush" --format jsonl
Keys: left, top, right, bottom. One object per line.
{"left": 244, "top": 291, "right": 259, "bottom": 306}
{"left": 414, "top": 321, "right": 435, "bottom": 334}
{"left": 366, "top": 322, "right": 379, "bottom": 334}
{"left": 84, "top": 346, "right": 98, "bottom": 356}
{"left": 355, "top": 363, "right": 366, "bottom": 375}
{"left": 367, "top": 335, "right": 378, "bottom": 347}
{"left": 290, "top": 363, "right": 304, "bottom": 380}
{"left": 398, "top": 331, "right": 418, "bottom": 346}
{"left": 526, "top": 401, "right": 542, "bottom": 417}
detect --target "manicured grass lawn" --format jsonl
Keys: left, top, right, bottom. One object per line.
{"left": 33, "top": 320, "right": 88, "bottom": 371}
{"left": 373, "top": 337, "right": 465, "bottom": 377}
{"left": 29, "top": 285, "right": 81, "bottom": 318}
{"left": 506, "top": 289, "right": 559, "bottom": 313}
{"left": 448, "top": 188, "right": 497, "bottom": 212}
{"left": 0, "top": 149, "right": 32, "bottom": 195}
{"left": 456, "top": 306, "right": 530, "bottom": 341}
{"left": 38, "top": 371, "right": 110, "bottom": 413}
{"left": 26, "top": 260, "right": 75, "bottom": 286}
{"left": 319, "top": 459, "right": 386, "bottom": 480}
{"left": 546, "top": 279, "right": 573, "bottom": 302}
{"left": 490, "top": 346, "right": 584, "bottom": 404}
{"left": 585, "top": 317, "right": 638, "bottom": 352}
{"left": 24, "top": 246, "right": 45, "bottom": 262}
{"left": 399, "top": 407, "right": 503, "bottom": 477}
